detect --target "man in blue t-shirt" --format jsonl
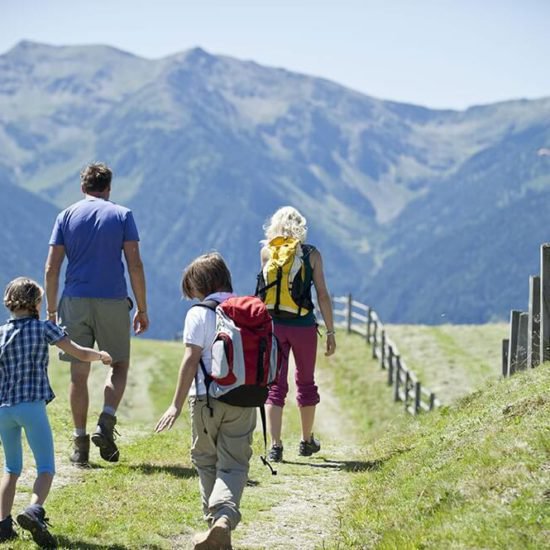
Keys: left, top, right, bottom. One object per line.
{"left": 45, "top": 162, "right": 149, "bottom": 466}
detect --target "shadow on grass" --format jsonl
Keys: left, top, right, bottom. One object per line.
{"left": 74, "top": 462, "right": 105, "bottom": 470}
{"left": 128, "top": 462, "right": 197, "bottom": 478}
{"left": 55, "top": 536, "right": 153, "bottom": 549}
{"left": 283, "top": 447, "right": 413, "bottom": 472}
{"left": 282, "top": 458, "right": 384, "bottom": 472}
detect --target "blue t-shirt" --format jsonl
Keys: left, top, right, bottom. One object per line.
{"left": 49, "top": 197, "right": 140, "bottom": 299}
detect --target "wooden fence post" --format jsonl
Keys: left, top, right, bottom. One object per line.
{"left": 540, "top": 244, "right": 550, "bottom": 363}
{"left": 394, "top": 356, "right": 401, "bottom": 402}
{"left": 414, "top": 381, "right": 421, "bottom": 415}
{"left": 387, "top": 346, "right": 394, "bottom": 385}
{"left": 346, "top": 293, "right": 352, "bottom": 334}
{"left": 371, "top": 321, "right": 378, "bottom": 359}
{"left": 507, "top": 310, "right": 521, "bottom": 376}
{"left": 366, "top": 308, "right": 372, "bottom": 343}
{"left": 517, "top": 312, "right": 529, "bottom": 370}
{"left": 429, "top": 393, "right": 436, "bottom": 411}
{"left": 380, "top": 330, "right": 386, "bottom": 369}
{"left": 502, "top": 339, "right": 509, "bottom": 377}
{"left": 404, "top": 370, "right": 411, "bottom": 411}
{"left": 528, "top": 276, "right": 541, "bottom": 368}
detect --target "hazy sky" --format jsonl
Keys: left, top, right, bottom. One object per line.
{"left": 1, "top": 0, "right": 549, "bottom": 109}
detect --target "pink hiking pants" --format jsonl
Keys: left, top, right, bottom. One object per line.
{"left": 266, "top": 324, "right": 320, "bottom": 408}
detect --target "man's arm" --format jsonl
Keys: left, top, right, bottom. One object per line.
{"left": 123, "top": 240, "right": 149, "bottom": 335}
{"left": 44, "top": 245, "right": 66, "bottom": 322}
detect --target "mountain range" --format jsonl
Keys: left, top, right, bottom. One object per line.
{"left": 1, "top": 40, "right": 549, "bottom": 338}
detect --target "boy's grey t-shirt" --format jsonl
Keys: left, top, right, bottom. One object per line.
{"left": 49, "top": 197, "right": 139, "bottom": 299}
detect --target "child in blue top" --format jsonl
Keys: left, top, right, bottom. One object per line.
{"left": 0, "top": 277, "right": 112, "bottom": 547}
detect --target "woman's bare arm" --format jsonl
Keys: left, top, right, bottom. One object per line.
{"left": 310, "top": 249, "right": 336, "bottom": 356}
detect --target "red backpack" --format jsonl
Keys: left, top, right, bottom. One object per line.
{"left": 194, "top": 295, "right": 282, "bottom": 473}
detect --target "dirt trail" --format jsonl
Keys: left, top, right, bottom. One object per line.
{"left": 12, "top": 351, "right": 358, "bottom": 549}
{"left": 14, "top": 355, "right": 156, "bottom": 510}
{"left": 234, "top": 354, "right": 359, "bottom": 550}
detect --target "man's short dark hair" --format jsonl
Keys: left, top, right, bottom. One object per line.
{"left": 181, "top": 252, "right": 233, "bottom": 299}
{"left": 80, "top": 163, "right": 112, "bottom": 192}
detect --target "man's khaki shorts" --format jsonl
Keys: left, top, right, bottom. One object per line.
{"left": 58, "top": 297, "right": 131, "bottom": 363}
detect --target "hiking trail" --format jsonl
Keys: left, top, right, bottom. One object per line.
{"left": 234, "top": 354, "right": 359, "bottom": 550}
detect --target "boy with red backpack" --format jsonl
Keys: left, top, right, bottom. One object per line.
{"left": 155, "top": 252, "right": 279, "bottom": 550}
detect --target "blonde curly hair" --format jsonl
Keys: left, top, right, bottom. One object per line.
{"left": 263, "top": 206, "right": 308, "bottom": 243}
{"left": 4, "top": 277, "right": 43, "bottom": 318}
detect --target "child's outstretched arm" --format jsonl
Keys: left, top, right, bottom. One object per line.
{"left": 55, "top": 337, "right": 112, "bottom": 365}
{"left": 155, "top": 343, "right": 202, "bottom": 432}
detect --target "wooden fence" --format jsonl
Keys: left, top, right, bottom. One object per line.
{"left": 329, "top": 294, "right": 440, "bottom": 415}
{"left": 503, "top": 243, "right": 550, "bottom": 376}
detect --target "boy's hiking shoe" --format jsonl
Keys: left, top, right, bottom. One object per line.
{"left": 91, "top": 412, "right": 120, "bottom": 462}
{"left": 0, "top": 515, "right": 17, "bottom": 543}
{"left": 268, "top": 444, "right": 283, "bottom": 463}
{"left": 299, "top": 435, "right": 321, "bottom": 457}
{"left": 16, "top": 505, "right": 56, "bottom": 548}
{"left": 70, "top": 434, "right": 90, "bottom": 467}
{"left": 193, "top": 516, "right": 232, "bottom": 550}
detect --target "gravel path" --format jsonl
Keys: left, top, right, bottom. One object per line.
{"left": 234, "top": 353, "right": 358, "bottom": 550}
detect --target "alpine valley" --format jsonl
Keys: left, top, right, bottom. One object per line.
{"left": 1, "top": 41, "right": 550, "bottom": 337}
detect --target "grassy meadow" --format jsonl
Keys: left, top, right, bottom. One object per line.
{"left": 3, "top": 323, "right": 548, "bottom": 549}
{"left": 331, "top": 360, "right": 550, "bottom": 549}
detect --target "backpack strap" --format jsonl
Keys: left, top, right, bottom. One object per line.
{"left": 192, "top": 299, "right": 219, "bottom": 312}
{"left": 191, "top": 299, "right": 220, "bottom": 416}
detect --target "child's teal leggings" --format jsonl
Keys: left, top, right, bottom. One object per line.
{"left": 0, "top": 401, "right": 55, "bottom": 475}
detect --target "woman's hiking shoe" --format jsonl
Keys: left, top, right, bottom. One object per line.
{"left": 268, "top": 444, "right": 283, "bottom": 463}
{"left": 16, "top": 505, "right": 56, "bottom": 548}
{"left": 193, "top": 516, "right": 232, "bottom": 550}
{"left": 299, "top": 435, "right": 321, "bottom": 457}
{"left": 70, "top": 434, "right": 90, "bottom": 467}
{"left": 0, "top": 515, "right": 17, "bottom": 543}
{"left": 91, "top": 412, "right": 120, "bottom": 462}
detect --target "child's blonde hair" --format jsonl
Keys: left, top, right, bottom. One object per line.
{"left": 181, "top": 252, "right": 233, "bottom": 299}
{"left": 4, "top": 277, "right": 43, "bottom": 318}
{"left": 263, "top": 206, "right": 308, "bottom": 243}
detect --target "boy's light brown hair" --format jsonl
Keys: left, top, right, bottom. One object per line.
{"left": 181, "top": 253, "right": 233, "bottom": 299}
{"left": 4, "top": 277, "right": 43, "bottom": 318}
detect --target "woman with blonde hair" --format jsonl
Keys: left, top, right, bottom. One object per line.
{"left": 257, "top": 206, "right": 336, "bottom": 462}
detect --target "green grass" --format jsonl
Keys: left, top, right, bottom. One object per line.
{"left": 324, "top": 329, "right": 550, "bottom": 549}
{"left": 317, "top": 330, "right": 415, "bottom": 443}
{"left": 8, "top": 337, "right": 308, "bottom": 548}
{"left": 388, "top": 323, "right": 507, "bottom": 403}
{"left": 11, "top": 338, "right": 202, "bottom": 549}
{"left": 5, "top": 325, "right": 548, "bottom": 549}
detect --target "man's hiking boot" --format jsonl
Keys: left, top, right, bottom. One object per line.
{"left": 16, "top": 505, "right": 56, "bottom": 548}
{"left": 193, "top": 516, "right": 232, "bottom": 550}
{"left": 0, "top": 515, "right": 17, "bottom": 543}
{"left": 268, "top": 444, "right": 283, "bottom": 463}
{"left": 91, "top": 412, "right": 120, "bottom": 462}
{"left": 299, "top": 435, "right": 321, "bottom": 457}
{"left": 70, "top": 434, "right": 90, "bottom": 467}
